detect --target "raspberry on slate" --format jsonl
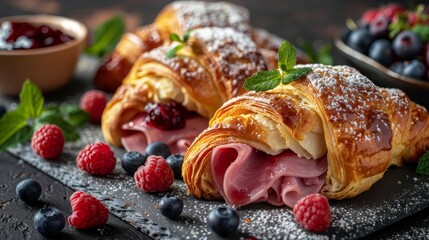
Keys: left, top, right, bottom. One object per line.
{"left": 293, "top": 193, "right": 332, "bottom": 233}
{"left": 31, "top": 124, "right": 64, "bottom": 159}
{"left": 134, "top": 155, "right": 174, "bottom": 192}
{"left": 68, "top": 191, "right": 109, "bottom": 229}
{"left": 76, "top": 141, "right": 116, "bottom": 175}
{"left": 79, "top": 90, "right": 107, "bottom": 123}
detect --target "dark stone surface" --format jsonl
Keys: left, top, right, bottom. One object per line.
{"left": 0, "top": 151, "right": 148, "bottom": 240}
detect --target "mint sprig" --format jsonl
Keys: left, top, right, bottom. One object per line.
{"left": 243, "top": 41, "right": 312, "bottom": 92}
{"left": 0, "top": 80, "right": 89, "bottom": 151}
{"left": 85, "top": 15, "right": 125, "bottom": 58}
{"left": 166, "top": 31, "right": 191, "bottom": 58}
{"left": 416, "top": 151, "right": 429, "bottom": 176}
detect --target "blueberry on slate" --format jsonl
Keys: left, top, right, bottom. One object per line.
{"left": 159, "top": 194, "right": 183, "bottom": 219}
{"left": 145, "top": 141, "right": 171, "bottom": 158}
{"left": 33, "top": 207, "right": 66, "bottom": 236}
{"left": 166, "top": 154, "right": 184, "bottom": 179}
{"left": 16, "top": 179, "right": 42, "bottom": 203}
{"left": 121, "top": 151, "right": 147, "bottom": 174}
{"left": 389, "top": 61, "right": 405, "bottom": 74}
{"left": 346, "top": 28, "right": 375, "bottom": 54}
{"left": 0, "top": 104, "right": 6, "bottom": 118}
{"left": 339, "top": 27, "right": 352, "bottom": 43}
{"left": 368, "top": 39, "right": 395, "bottom": 67}
{"left": 208, "top": 206, "right": 239, "bottom": 237}
{"left": 402, "top": 60, "right": 427, "bottom": 80}
{"left": 392, "top": 31, "right": 422, "bottom": 60}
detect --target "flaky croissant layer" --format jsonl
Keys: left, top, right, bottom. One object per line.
{"left": 183, "top": 64, "right": 429, "bottom": 205}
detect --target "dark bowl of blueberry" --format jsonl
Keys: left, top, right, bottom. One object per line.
{"left": 0, "top": 15, "right": 87, "bottom": 95}
{"left": 335, "top": 3, "right": 429, "bottom": 108}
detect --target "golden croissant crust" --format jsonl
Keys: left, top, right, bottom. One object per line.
{"left": 93, "top": 1, "right": 306, "bottom": 91}
{"left": 102, "top": 27, "right": 268, "bottom": 146}
{"left": 182, "top": 64, "right": 429, "bottom": 202}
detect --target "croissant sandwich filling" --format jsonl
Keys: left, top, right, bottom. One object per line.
{"left": 211, "top": 143, "right": 327, "bottom": 208}
{"left": 120, "top": 101, "right": 208, "bottom": 154}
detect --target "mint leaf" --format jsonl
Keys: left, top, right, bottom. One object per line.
{"left": 36, "top": 115, "right": 80, "bottom": 142}
{"left": 183, "top": 31, "right": 191, "bottom": 43}
{"left": 416, "top": 151, "right": 429, "bottom": 176}
{"left": 60, "top": 105, "right": 90, "bottom": 127}
{"left": 18, "top": 80, "right": 43, "bottom": 119}
{"left": 166, "top": 45, "right": 184, "bottom": 58}
{"left": 0, "top": 125, "right": 33, "bottom": 152}
{"left": 0, "top": 111, "right": 28, "bottom": 148}
{"left": 278, "top": 41, "right": 296, "bottom": 71}
{"left": 412, "top": 24, "right": 429, "bottom": 42}
{"left": 85, "top": 15, "right": 125, "bottom": 58}
{"left": 281, "top": 67, "right": 312, "bottom": 85}
{"left": 170, "top": 33, "right": 181, "bottom": 42}
{"left": 243, "top": 70, "right": 281, "bottom": 92}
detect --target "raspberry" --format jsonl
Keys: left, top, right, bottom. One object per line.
{"left": 79, "top": 90, "right": 107, "bottom": 123}
{"left": 76, "top": 141, "right": 116, "bottom": 175}
{"left": 68, "top": 191, "right": 108, "bottom": 229}
{"left": 31, "top": 124, "right": 64, "bottom": 159}
{"left": 292, "top": 193, "right": 331, "bottom": 232}
{"left": 134, "top": 155, "right": 174, "bottom": 192}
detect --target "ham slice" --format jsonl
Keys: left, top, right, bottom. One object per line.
{"left": 121, "top": 114, "right": 208, "bottom": 154}
{"left": 211, "top": 143, "right": 327, "bottom": 208}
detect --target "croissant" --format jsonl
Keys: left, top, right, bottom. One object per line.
{"left": 101, "top": 27, "right": 268, "bottom": 153}
{"left": 93, "top": 1, "right": 305, "bottom": 91}
{"left": 182, "top": 64, "right": 429, "bottom": 208}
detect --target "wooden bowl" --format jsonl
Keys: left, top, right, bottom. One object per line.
{"left": 0, "top": 15, "right": 87, "bottom": 95}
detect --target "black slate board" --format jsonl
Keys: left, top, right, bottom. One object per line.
{"left": 8, "top": 123, "right": 429, "bottom": 240}
{"left": 5, "top": 56, "right": 429, "bottom": 239}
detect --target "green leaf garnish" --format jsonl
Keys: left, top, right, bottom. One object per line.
{"left": 166, "top": 45, "right": 185, "bottom": 58}
{"left": 242, "top": 70, "right": 281, "bottom": 92}
{"left": 281, "top": 68, "right": 312, "bottom": 85}
{"left": 166, "top": 31, "right": 191, "bottom": 58}
{"left": 0, "top": 80, "right": 89, "bottom": 152}
{"left": 416, "top": 151, "right": 429, "bottom": 176}
{"left": 412, "top": 24, "right": 429, "bottom": 42}
{"left": 85, "top": 15, "right": 125, "bottom": 58}
{"left": 243, "top": 40, "right": 313, "bottom": 92}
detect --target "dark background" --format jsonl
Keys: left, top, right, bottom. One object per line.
{"left": 1, "top": 0, "right": 428, "bottom": 239}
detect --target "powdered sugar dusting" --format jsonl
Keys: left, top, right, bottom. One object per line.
{"left": 8, "top": 123, "right": 429, "bottom": 239}
{"left": 191, "top": 27, "right": 267, "bottom": 97}
{"left": 171, "top": 1, "right": 251, "bottom": 34}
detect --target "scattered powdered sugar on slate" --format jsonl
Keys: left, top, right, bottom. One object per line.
{"left": 171, "top": 1, "right": 251, "bottom": 34}
{"left": 8, "top": 122, "right": 429, "bottom": 239}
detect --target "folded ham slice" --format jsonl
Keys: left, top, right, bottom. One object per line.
{"left": 211, "top": 143, "right": 327, "bottom": 208}
{"left": 121, "top": 114, "right": 208, "bottom": 154}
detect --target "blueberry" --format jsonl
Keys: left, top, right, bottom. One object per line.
{"left": 346, "top": 28, "right": 375, "bottom": 54}
{"left": 166, "top": 154, "right": 184, "bottom": 179}
{"left": 207, "top": 206, "right": 239, "bottom": 237}
{"left": 369, "top": 15, "right": 390, "bottom": 38}
{"left": 159, "top": 194, "right": 183, "bottom": 219}
{"left": 0, "top": 104, "right": 6, "bottom": 118}
{"left": 390, "top": 61, "right": 405, "bottom": 74}
{"left": 145, "top": 141, "right": 171, "bottom": 158}
{"left": 402, "top": 60, "right": 427, "bottom": 80}
{"left": 392, "top": 31, "right": 422, "bottom": 60}
{"left": 16, "top": 179, "right": 42, "bottom": 203}
{"left": 33, "top": 207, "right": 65, "bottom": 236}
{"left": 121, "top": 151, "right": 147, "bottom": 174}
{"left": 368, "top": 39, "right": 395, "bottom": 67}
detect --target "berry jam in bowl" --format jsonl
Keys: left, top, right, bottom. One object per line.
{"left": 0, "top": 15, "right": 87, "bottom": 95}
